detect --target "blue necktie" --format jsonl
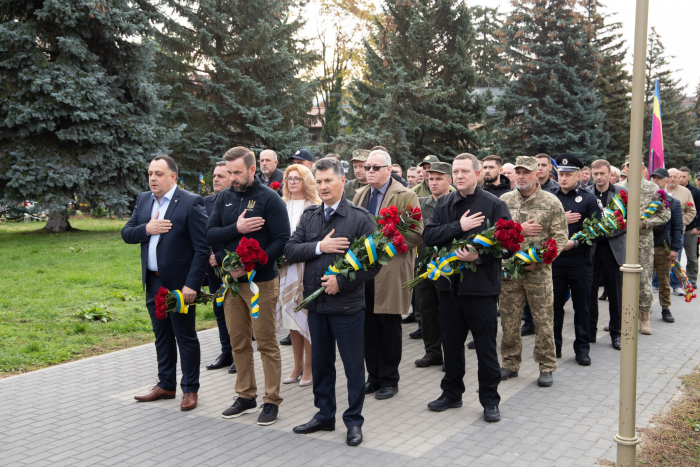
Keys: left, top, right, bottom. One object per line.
{"left": 325, "top": 206, "right": 334, "bottom": 221}
{"left": 368, "top": 189, "right": 380, "bottom": 215}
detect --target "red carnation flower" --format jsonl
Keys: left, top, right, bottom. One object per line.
{"left": 259, "top": 251, "right": 268, "bottom": 265}
{"left": 270, "top": 181, "right": 281, "bottom": 191}
{"left": 542, "top": 239, "right": 557, "bottom": 264}
{"left": 243, "top": 262, "right": 255, "bottom": 272}
{"left": 155, "top": 287, "right": 169, "bottom": 320}
{"left": 619, "top": 190, "right": 628, "bottom": 205}
{"left": 382, "top": 224, "right": 399, "bottom": 239}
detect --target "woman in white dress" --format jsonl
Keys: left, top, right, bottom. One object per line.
{"left": 277, "top": 164, "right": 320, "bottom": 386}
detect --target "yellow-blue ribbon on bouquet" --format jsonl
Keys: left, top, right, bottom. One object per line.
{"left": 248, "top": 270, "right": 260, "bottom": 319}
{"left": 472, "top": 234, "right": 495, "bottom": 248}
{"left": 418, "top": 252, "right": 461, "bottom": 281}
{"left": 612, "top": 194, "right": 627, "bottom": 217}
{"left": 515, "top": 248, "right": 542, "bottom": 264}
{"left": 364, "top": 236, "right": 377, "bottom": 265}
{"left": 385, "top": 243, "right": 397, "bottom": 258}
{"left": 345, "top": 250, "right": 362, "bottom": 271}
{"left": 215, "top": 274, "right": 233, "bottom": 305}
{"left": 641, "top": 200, "right": 661, "bottom": 220}
{"left": 172, "top": 289, "right": 187, "bottom": 314}
{"left": 325, "top": 265, "right": 340, "bottom": 276}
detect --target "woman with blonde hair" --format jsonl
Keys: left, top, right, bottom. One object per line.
{"left": 277, "top": 164, "right": 320, "bottom": 386}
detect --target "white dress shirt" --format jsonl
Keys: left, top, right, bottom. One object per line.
{"left": 315, "top": 199, "right": 342, "bottom": 255}
{"left": 147, "top": 184, "right": 177, "bottom": 272}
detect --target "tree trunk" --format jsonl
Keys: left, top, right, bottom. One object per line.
{"left": 44, "top": 210, "right": 73, "bottom": 233}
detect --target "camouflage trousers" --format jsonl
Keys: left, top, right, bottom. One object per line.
{"left": 500, "top": 279, "right": 557, "bottom": 373}
{"left": 639, "top": 232, "right": 654, "bottom": 312}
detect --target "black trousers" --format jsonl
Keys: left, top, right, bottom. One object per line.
{"left": 364, "top": 280, "right": 402, "bottom": 387}
{"left": 208, "top": 282, "right": 232, "bottom": 355}
{"left": 415, "top": 277, "right": 441, "bottom": 360}
{"left": 146, "top": 271, "right": 201, "bottom": 393}
{"left": 308, "top": 309, "right": 366, "bottom": 427}
{"left": 553, "top": 254, "right": 592, "bottom": 355}
{"left": 590, "top": 240, "right": 622, "bottom": 339}
{"left": 438, "top": 292, "right": 501, "bottom": 407}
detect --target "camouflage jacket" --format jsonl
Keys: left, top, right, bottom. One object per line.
{"left": 417, "top": 196, "right": 437, "bottom": 259}
{"left": 412, "top": 180, "right": 456, "bottom": 198}
{"left": 501, "top": 185, "right": 568, "bottom": 283}
{"left": 620, "top": 178, "right": 671, "bottom": 236}
{"left": 345, "top": 178, "right": 367, "bottom": 202}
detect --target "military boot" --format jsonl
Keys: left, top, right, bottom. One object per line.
{"left": 639, "top": 309, "right": 652, "bottom": 335}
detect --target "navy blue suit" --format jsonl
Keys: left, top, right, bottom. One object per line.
{"left": 122, "top": 187, "right": 209, "bottom": 393}
{"left": 204, "top": 193, "right": 232, "bottom": 356}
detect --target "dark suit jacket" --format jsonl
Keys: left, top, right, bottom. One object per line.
{"left": 204, "top": 193, "right": 225, "bottom": 289}
{"left": 585, "top": 184, "right": 627, "bottom": 266}
{"left": 122, "top": 187, "right": 210, "bottom": 292}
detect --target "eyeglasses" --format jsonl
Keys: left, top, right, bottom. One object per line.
{"left": 286, "top": 177, "right": 302, "bottom": 184}
{"left": 364, "top": 165, "right": 389, "bottom": 172}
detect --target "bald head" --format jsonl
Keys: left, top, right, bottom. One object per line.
{"left": 259, "top": 149, "right": 278, "bottom": 177}
{"left": 502, "top": 163, "right": 516, "bottom": 189}
{"left": 668, "top": 168, "right": 679, "bottom": 189}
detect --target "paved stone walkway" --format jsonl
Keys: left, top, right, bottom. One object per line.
{"left": 2, "top": 288, "right": 699, "bottom": 466}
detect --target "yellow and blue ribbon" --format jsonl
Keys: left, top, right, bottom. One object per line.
{"left": 472, "top": 234, "right": 495, "bottom": 248}
{"left": 385, "top": 243, "right": 397, "bottom": 258}
{"left": 515, "top": 248, "right": 542, "bottom": 264}
{"left": 215, "top": 274, "right": 234, "bottom": 305}
{"left": 612, "top": 194, "right": 626, "bottom": 217}
{"left": 345, "top": 250, "right": 362, "bottom": 271}
{"left": 641, "top": 200, "right": 661, "bottom": 220}
{"left": 420, "top": 252, "right": 461, "bottom": 281}
{"left": 248, "top": 270, "right": 259, "bottom": 319}
{"left": 172, "top": 289, "right": 187, "bottom": 314}
{"left": 364, "top": 236, "right": 377, "bottom": 265}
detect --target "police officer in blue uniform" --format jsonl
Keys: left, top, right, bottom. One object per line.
{"left": 551, "top": 154, "right": 599, "bottom": 366}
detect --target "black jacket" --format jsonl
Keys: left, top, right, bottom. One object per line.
{"left": 684, "top": 183, "right": 700, "bottom": 231}
{"left": 284, "top": 198, "right": 381, "bottom": 314}
{"left": 255, "top": 168, "right": 284, "bottom": 188}
{"left": 653, "top": 195, "right": 683, "bottom": 251}
{"left": 122, "top": 187, "right": 209, "bottom": 292}
{"left": 206, "top": 179, "right": 290, "bottom": 283}
{"left": 483, "top": 177, "right": 512, "bottom": 198}
{"left": 422, "top": 186, "right": 512, "bottom": 297}
{"left": 203, "top": 193, "right": 224, "bottom": 289}
{"left": 540, "top": 178, "right": 560, "bottom": 194}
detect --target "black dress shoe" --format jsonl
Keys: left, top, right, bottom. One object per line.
{"left": 467, "top": 340, "right": 475, "bottom": 349}
{"left": 500, "top": 368, "right": 518, "bottom": 381}
{"left": 520, "top": 324, "right": 535, "bottom": 336}
{"left": 206, "top": 353, "right": 233, "bottom": 370}
{"left": 409, "top": 328, "right": 422, "bottom": 339}
{"left": 346, "top": 426, "right": 362, "bottom": 446}
{"left": 375, "top": 386, "right": 398, "bottom": 400}
{"left": 293, "top": 418, "right": 335, "bottom": 434}
{"left": 427, "top": 396, "right": 462, "bottom": 412}
{"left": 365, "top": 382, "right": 380, "bottom": 394}
{"left": 612, "top": 336, "right": 621, "bottom": 350}
{"left": 556, "top": 349, "right": 562, "bottom": 359}
{"left": 279, "top": 333, "right": 291, "bottom": 346}
{"left": 402, "top": 313, "right": 416, "bottom": 324}
{"left": 661, "top": 308, "right": 675, "bottom": 323}
{"left": 228, "top": 361, "right": 237, "bottom": 374}
{"left": 576, "top": 353, "right": 591, "bottom": 366}
{"left": 415, "top": 355, "right": 443, "bottom": 368}
{"left": 483, "top": 405, "right": 501, "bottom": 422}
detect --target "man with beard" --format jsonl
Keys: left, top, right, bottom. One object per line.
{"left": 256, "top": 150, "right": 284, "bottom": 191}
{"left": 482, "top": 155, "right": 512, "bottom": 198}
{"left": 206, "top": 146, "right": 290, "bottom": 426}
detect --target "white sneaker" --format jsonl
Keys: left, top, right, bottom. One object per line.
{"left": 673, "top": 287, "right": 685, "bottom": 296}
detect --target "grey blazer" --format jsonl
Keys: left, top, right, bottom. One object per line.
{"left": 585, "top": 184, "right": 628, "bottom": 266}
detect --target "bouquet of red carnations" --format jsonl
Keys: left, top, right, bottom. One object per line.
{"left": 293, "top": 204, "right": 418, "bottom": 312}
{"left": 501, "top": 238, "right": 558, "bottom": 280}
{"left": 402, "top": 219, "right": 524, "bottom": 289}
{"left": 270, "top": 181, "right": 281, "bottom": 191}
{"left": 671, "top": 261, "right": 697, "bottom": 303}
{"left": 571, "top": 191, "right": 628, "bottom": 244}
{"left": 155, "top": 287, "right": 215, "bottom": 320}
{"left": 215, "top": 237, "right": 269, "bottom": 318}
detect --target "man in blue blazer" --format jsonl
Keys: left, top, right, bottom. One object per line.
{"left": 122, "top": 155, "right": 209, "bottom": 411}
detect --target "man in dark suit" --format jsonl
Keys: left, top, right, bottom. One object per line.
{"left": 122, "top": 155, "right": 209, "bottom": 411}
{"left": 204, "top": 161, "right": 235, "bottom": 373}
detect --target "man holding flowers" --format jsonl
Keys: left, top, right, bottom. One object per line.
{"left": 499, "top": 156, "right": 568, "bottom": 388}
{"left": 206, "top": 146, "right": 290, "bottom": 426}
{"left": 422, "top": 153, "right": 512, "bottom": 422}
{"left": 353, "top": 149, "right": 423, "bottom": 401}
{"left": 284, "top": 157, "right": 381, "bottom": 447}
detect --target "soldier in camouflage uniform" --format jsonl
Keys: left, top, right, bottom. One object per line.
{"left": 345, "top": 149, "right": 370, "bottom": 201}
{"left": 499, "top": 157, "right": 569, "bottom": 388}
{"left": 619, "top": 160, "right": 670, "bottom": 335}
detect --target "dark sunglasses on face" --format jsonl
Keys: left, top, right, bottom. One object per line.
{"left": 364, "top": 165, "right": 389, "bottom": 172}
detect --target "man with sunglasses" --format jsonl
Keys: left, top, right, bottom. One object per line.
{"left": 353, "top": 149, "right": 423, "bottom": 401}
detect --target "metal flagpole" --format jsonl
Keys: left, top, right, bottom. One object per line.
{"left": 615, "top": 0, "right": 649, "bottom": 464}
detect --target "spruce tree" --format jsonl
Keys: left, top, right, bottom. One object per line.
{"left": 494, "top": 0, "right": 608, "bottom": 163}
{"left": 644, "top": 28, "right": 698, "bottom": 168}
{"left": 344, "top": 0, "right": 488, "bottom": 167}
{"left": 157, "top": 0, "right": 318, "bottom": 177}
{"left": 471, "top": 6, "right": 505, "bottom": 88}
{"left": 581, "top": 0, "right": 631, "bottom": 166}
{"left": 0, "top": 0, "right": 170, "bottom": 232}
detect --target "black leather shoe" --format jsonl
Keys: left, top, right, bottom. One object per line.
{"left": 279, "top": 333, "right": 291, "bottom": 346}
{"left": 293, "top": 418, "right": 335, "bottom": 434}
{"left": 612, "top": 336, "right": 621, "bottom": 350}
{"left": 520, "top": 324, "right": 535, "bottom": 336}
{"left": 556, "top": 349, "right": 562, "bottom": 359}
{"left": 500, "top": 368, "right": 518, "bottom": 381}
{"left": 576, "top": 353, "right": 591, "bottom": 366}
{"left": 409, "top": 328, "right": 422, "bottom": 339}
{"left": 661, "top": 308, "right": 675, "bottom": 323}
{"left": 346, "top": 426, "right": 362, "bottom": 446}
{"left": 228, "top": 361, "right": 237, "bottom": 374}
{"left": 483, "top": 405, "right": 501, "bottom": 422}
{"left": 375, "top": 386, "right": 398, "bottom": 400}
{"left": 402, "top": 313, "right": 416, "bottom": 324}
{"left": 415, "top": 355, "right": 443, "bottom": 368}
{"left": 427, "top": 396, "right": 462, "bottom": 412}
{"left": 206, "top": 353, "right": 233, "bottom": 370}
{"left": 467, "top": 340, "right": 475, "bottom": 349}
{"left": 365, "top": 382, "right": 380, "bottom": 394}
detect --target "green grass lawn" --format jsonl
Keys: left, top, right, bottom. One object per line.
{"left": 0, "top": 218, "right": 217, "bottom": 377}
